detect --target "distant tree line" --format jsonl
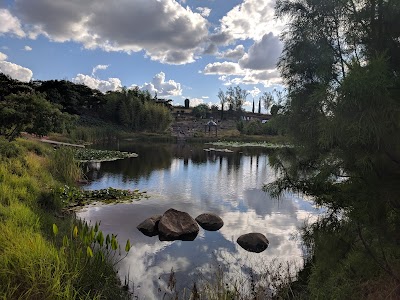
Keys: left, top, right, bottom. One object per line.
{"left": 0, "top": 74, "right": 172, "bottom": 140}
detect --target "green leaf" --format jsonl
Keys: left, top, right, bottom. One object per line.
{"left": 111, "top": 236, "right": 118, "bottom": 251}
{"left": 90, "top": 228, "right": 95, "bottom": 241}
{"left": 63, "top": 235, "right": 69, "bottom": 247}
{"left": 86, "top": 246, "right": 93, "bottom": 258}
{"left": 73, "top": 226, "right": 78, "bottom": 238}
{"left": 125, "top": 239, "right": 131, "bottom": 252}
{"left": 94, "top": 222, "right": 99, "bottom": 232}
{"left": 96, "top": 231, "right": 104, "bottom": 247}
{"left": 52, "top": 224, "right": 58, "bottom": 236}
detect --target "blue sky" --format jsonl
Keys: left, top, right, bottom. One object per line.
{"left": 0, "top": 0, "right": 285, "bottom": 111}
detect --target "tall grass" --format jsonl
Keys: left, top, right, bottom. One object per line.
{"left": 50, "top": 147, "right": 82, "bottom": 185}
{"left": 68, "top": 126, "right": 123, "bottom": 143}
{"left": 0, "top": 138, "right": 130, "bottom": 299}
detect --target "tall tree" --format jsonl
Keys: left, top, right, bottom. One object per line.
{"left": 233, "top": 86, "right": 248, "bottom": 112}
{"left": 217, "top": 89, "right": 226, "bottom": 119}
{"left": 259, "top": 91, "right": 274, "bottom": 114}
{"left": 266, "top": 0, "right": 400, "bottom": 297}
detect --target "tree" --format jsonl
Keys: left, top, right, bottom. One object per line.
{"left": 252, "top": 99, "right": 255, "bottom": 114}
{"left": 265, "top": 0, "right": 400, "bottom": 297}
{"left": 217, "top": 89, "right": 227, "bottom": 119}
{"left": 233, "top": 86, "right": 248, "bottom": 112}
{"left": 220, "top": 85, "right": 248, "bottom": 113}
{"left": 192, "top": 104, "right": 209, "bottom": 118}
{"left": 226, "top": 86, "right": 234, "bottom": 111}
{"left": 36, "top": 80, "right": 105, "bottom": 114}
{"left": 0, "top": 92, "right": 76, "bottom": 141}
{"left": 259, "top": 91, "right": 274, "bottom": 114}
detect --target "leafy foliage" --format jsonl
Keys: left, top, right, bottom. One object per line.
{"left": 266, "top": 0, "right": 400, "bottom": 297}
{"left": 0, "top": 74, "right": 173, "bottom": 141}
{"left": 237, "top": 119, "right": 278, "bottom": 136}
{"left": 73, "top": 148, "right": 138, "bottom": 162}
{"left": 57, "top": 185, "right": 148, "bottom": 208}
{"left": 192, "top": 103, "right": 210, "bottom": 118}
{"left": 0, "top": 92, "right": 77, "bottom": 141}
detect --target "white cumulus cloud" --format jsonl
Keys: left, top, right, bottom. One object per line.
{"left": 218, "top": 0, "right": 284, "bottom": 41}
{"left": 196, "top": 7, "right": 211, "bottom": 17}
{"left": 0, "top": 9, "right": 25, "bottom": 37}
{"left": 0, "top": 51, "right": 7, "bottom": 61}
{"left": 239, "top": 33, "right": 282, "bottom": 70}
{"left": 243, "top": 100, "right": 252, "bottom": 107}
{"left": 13, "top": 0, "right": 209, "bottom": 64}
{"left": 189, "top": 98, "right": 204, "bottom": 107}
{"left": 249, "top": 87, "right": 261, "bottom": 97}
{"left": 72, "top": 74, "right": 122, "bottom": 93}
{"left": 140, "top": 72, "right": 182, "bottom": 97}
{"left": 203, "top": 62, "right": 243, "bottom": 75}
{"left": 0, "top": 60, "right": 33, "bottom": 82}
{"left": 91, "top": 64, "right": 109, "bottom": 76}
{"left": 217, "top": 45, "right": 245, "bottom": 60}
{"left": 24, "top": 45, "right": 32, "bottom": 51}
{"left": 214, "top": 65, "right": 282, "bottom": 87}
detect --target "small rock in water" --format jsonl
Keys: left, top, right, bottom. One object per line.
{"left": 158, "top": 208, "right": 199, "bottom": 241}
{"left": 237, "top": 233, "right": 269, "bottom": 253}
{"left": 195, "top": 213, "right": 224, "bottom": 231}
{"left": 137, "top": 215, "right": 162, "bottom": 237}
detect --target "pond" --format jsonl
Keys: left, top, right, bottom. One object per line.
{"left": 77, "top": 142, "right": 320, "bottom": 298}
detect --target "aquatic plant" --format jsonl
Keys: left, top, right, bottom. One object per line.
{"left": 57, "top": 185, "right": 148, "bottom": 209}
{"left": 74, "top": 148, "right": 138, "bottom": 162}
{"left": 206, "top": 141, "right": 292, "bottom": 148}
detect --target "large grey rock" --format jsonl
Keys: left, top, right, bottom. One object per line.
{"left": 158, "top": 208, "right": 199, "bottom": 241}
{"left": 237, "top": 233, "right": 269, "bottom": 253}
{"left": 195, "top": 213, "right": 224, "bottom": 231}
{"left": 137, "top": 215, "right": 162, "bottom": 237}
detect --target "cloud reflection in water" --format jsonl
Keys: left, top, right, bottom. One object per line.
{"left": 78, "top": 144, "right": 320, "bottom": 298}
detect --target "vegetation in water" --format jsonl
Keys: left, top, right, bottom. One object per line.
{"left": 73, "top": 148, "right": 138, "bottom": 162}
{"left": 207, "top": 141, "right": 291, "bottom": 149}
{"left": 58, "top": 185, "right": 149, "bottom": 209}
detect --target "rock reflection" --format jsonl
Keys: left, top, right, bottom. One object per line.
{"left": 78, "top": 143, "right": 320, "bottom": 298}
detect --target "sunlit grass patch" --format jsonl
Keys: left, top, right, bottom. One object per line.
{"left": 0, "top": 138, "right": 132, "bottom": 299}
{"left": 0, "top": 223, "right": 71, "bottom": 300}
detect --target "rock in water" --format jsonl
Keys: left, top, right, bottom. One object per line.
{"left": 195, "top": 213, "right": 224, "bottom": 231}
{"left": 158, "top": 208, "right": 199, "bottom": 241}
{"left": 137, "top": 215, "right": 162, "bottom": 237}
{"left": 237, "top": 233, "right": 269, "bottom": 253}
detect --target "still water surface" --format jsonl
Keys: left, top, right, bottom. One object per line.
{"left": 78, "top": 143, "right": 320, "bottom": 298}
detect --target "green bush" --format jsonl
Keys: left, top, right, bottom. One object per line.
{"left": 237, "top": 119, "right": 278, "bottom": 136}
{"left": 0, "top": 137, "right": 23, "bottom": 158}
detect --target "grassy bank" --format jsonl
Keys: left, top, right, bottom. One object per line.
{"left": 0, "top": 137, "right": 131, "bottom": 299}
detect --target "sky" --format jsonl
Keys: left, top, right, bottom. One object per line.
{"left": 0, "top": 0, "right": 285, "bottom": 111}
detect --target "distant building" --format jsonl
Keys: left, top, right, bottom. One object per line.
{"left": 184, "top": 98, "right": 190, "bottom": 108}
